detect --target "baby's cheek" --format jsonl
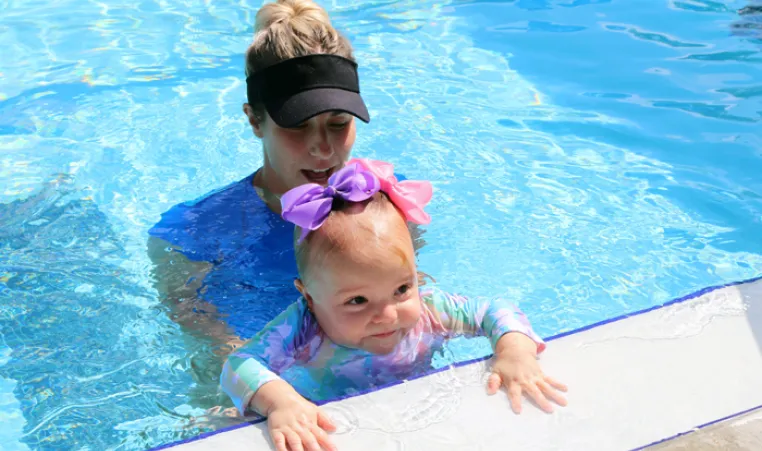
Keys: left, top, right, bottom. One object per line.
{"left": 337, "top": 317, "right": 366, "bottom": 345}
{"left": 401, "top": 301, "right": 422, "bottom": 327}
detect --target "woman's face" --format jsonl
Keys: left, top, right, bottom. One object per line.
{"left": 244, "top": 104, "right": 357, "bottom": 195}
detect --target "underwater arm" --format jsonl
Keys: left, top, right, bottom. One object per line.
{"left": 146, "top": 235, "right": 243, "bottom": 351}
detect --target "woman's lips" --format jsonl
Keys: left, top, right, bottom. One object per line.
{"left": 301, "top": 167, "right": 333, "bottom": 184}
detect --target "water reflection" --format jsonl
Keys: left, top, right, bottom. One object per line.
{"left": 0, "top": 175, "right": 239, "bottom": 449}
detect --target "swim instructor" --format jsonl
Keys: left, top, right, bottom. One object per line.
{"left": 147, "top": 0, "right": 387, "bottom": 347}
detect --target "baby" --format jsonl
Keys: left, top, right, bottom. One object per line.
{"left": 221, "top": 159, "right": 567, "bottom": 451}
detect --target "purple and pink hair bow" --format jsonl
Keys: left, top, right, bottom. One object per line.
{"left": 280, "top": 158, "right": 433, "bottom": 243}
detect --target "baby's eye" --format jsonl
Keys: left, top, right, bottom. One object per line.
{"left": 395, "top": 284, "right": 411, "bottom": 296}
{"left": 346, "top": 296, "right": 368, "bottom": 306}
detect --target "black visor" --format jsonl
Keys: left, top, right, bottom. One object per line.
{"left": 246, "top": 54, "right": 370, "bottom": 128}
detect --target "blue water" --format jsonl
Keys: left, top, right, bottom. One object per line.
{"left": 1, "top": 0, "right": 761, "bottom": 449}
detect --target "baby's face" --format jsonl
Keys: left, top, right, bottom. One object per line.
{"left": 300, "top": 238, "right": 422, "bottom": 355}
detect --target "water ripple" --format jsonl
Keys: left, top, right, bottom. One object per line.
{"left": 668, "top": 0, "right": 735, "bottom": 13}
{"left": 680, "top": 49, "right": 762, "bottom": 62}
{"left": 1, "top": 0, "right": 761, "bottom": 450}
{"left": 602, "top": 22, "right": 707, "bottom": 48}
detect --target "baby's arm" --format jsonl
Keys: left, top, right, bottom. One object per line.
{"left": 423, "top": 288, "right": 567, "bottom": 414}
{"left": 220, "top": 300, "right": 337, "bottom": 451}
{"left": 422, "top": 288, "right": 545, "bottom": 352}
{"left": 220, "top": 300, "right": 303, "bottom": 415}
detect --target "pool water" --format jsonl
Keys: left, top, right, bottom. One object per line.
{"left": 1, "top": 0, "right": 761, "bottom": 449}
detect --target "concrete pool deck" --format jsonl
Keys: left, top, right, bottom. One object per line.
{"left": 159, "top": 278, "right": 762, "bottom": 451}
{"left": 648, "top": 408, "right": 762, "bottom": 450}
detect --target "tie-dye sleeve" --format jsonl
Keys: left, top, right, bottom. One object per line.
{"left": 220, "top": 299, "right": 312, "bottom": 415}
{"left": 422, "top": 288, "right": 546, "bottom": 353}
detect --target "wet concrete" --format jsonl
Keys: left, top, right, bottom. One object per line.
{"left": 647, "top": 408, "right": 762, "bottom": 450}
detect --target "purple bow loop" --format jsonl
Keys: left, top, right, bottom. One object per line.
{"left": 281, "top": 163, "right": 381, "bottom": 242}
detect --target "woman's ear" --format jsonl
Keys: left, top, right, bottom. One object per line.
{"left": 243, "top": 103, "right": 264, "bottom": 138}
{"left": 294, "top": 278, "right": 314, "bottom": 312}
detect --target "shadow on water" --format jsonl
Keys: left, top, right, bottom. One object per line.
{"left": 733, "top": 2, "right": 762, "bottom": 42}
{"left": 0, "top": 175, "right": 245, "bottom": 450}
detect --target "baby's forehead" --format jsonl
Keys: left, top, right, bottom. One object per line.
{"left": 317, "top": 216, "right": 413, "bottom": 267}
{"left": 321, "top": 240, "right": 414, "bottom": 283}
{"left": 295, "top": 194, "right": 415, "bottom": 277}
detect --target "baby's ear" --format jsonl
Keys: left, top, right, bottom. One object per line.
{"left": 294, "top": 279, "right": 314, "bottom": 311}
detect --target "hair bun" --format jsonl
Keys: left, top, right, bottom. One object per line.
{"left": 255, "top": 0, "right": 331, "bottom": 32}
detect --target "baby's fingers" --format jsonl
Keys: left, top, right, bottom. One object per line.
{"left": 544, "top": 375, "right": 569, "bottom": 393}
{"left": 486, "top": 372, "right": 502, "bottom": 395}
{"left": 506, "top": 381, "right": 523, "bottom": 414}
{"left": 525, "top": 381, "right": 553, "bottom": 413}
{"left": 309, "top": 423, "right": 337, "bottom": 451}
{"left": 272, "top": 431, "right": 288, "bottom": 451}
{"left": 285, "top": 430, "right": 305, "bottom": 451}
{"left": 539, "top": 379, "right": 568, "bottom": 407}
{"left": 294, "top": 415, "right": 322, "bottom": 451}
{"left": 317, "top": 409, "right": 337, "bottom": 433}
{"left": 299, "top": 430, "right": 322, "bottom": 451}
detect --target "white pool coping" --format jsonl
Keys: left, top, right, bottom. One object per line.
{"left": 157, "top": 277, "right": 762, "bottom": 451}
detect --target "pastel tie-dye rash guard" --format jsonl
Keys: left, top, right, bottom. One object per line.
{"left": 221, "top": 287, "right": 546, "bottom": 415}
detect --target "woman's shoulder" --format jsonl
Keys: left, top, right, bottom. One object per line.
{"left": 150, "top": 173, "right": 264, "bottom": 231}
{"left": 176, "top": 172, "right": 260, "bottom": 212}
{"left": 147, "top": 171, "right": 273, "bottom": 255}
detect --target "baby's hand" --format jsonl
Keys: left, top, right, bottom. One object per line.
{"left": 268, "top": 401, "right": 336, "bottom": 451}
{"left": 255, "top": 380, "right": 337, "bottom": 451}
{"left": 487, "top": 332, "right": 568, "bottom": 414}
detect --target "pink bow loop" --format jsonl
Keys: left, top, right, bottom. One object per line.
{"left": 347, "top": 158, "right": 433, "bottom": 225}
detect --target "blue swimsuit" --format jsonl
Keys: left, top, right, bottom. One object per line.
{"left": 148, "top": 172, "right": 297, "bottom": 338}
{"left": 148, "top": 170, "right": 407, "bottom": 338}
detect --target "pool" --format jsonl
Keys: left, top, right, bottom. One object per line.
{"left": 1, "top": 0, "right": 761, "bottom": 449}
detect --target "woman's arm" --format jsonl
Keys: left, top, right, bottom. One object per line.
{"left": 146, "top": 235, "right": 244, "bottom": 352}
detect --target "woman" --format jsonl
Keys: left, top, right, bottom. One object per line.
{"left": 147, "top": 0, "right": 398, "bottom": 350}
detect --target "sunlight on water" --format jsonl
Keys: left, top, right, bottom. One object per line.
{"left": 1, "top": 0, "right": 761, "bottom": 449}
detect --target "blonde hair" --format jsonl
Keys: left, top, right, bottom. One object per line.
{"left": 245, "top": 0, "right": 355, "bottom": 118}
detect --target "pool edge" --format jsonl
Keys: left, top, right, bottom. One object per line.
{"left": 151, "top": 274, "right": 762, "bottom": 451}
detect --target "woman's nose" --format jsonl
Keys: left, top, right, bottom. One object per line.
{"left": 308, "top": 128, "right": 333, "bottom": 160}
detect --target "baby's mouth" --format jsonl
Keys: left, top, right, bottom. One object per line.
{"left": 371, "top": 330, "right": 397, "bottom": 339}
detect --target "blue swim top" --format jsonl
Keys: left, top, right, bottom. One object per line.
{"left": 148, "top": 169, "right": 408, "bottom": 339}
{"left": 148, "top": 171, "right": 297, "bottom": 338}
